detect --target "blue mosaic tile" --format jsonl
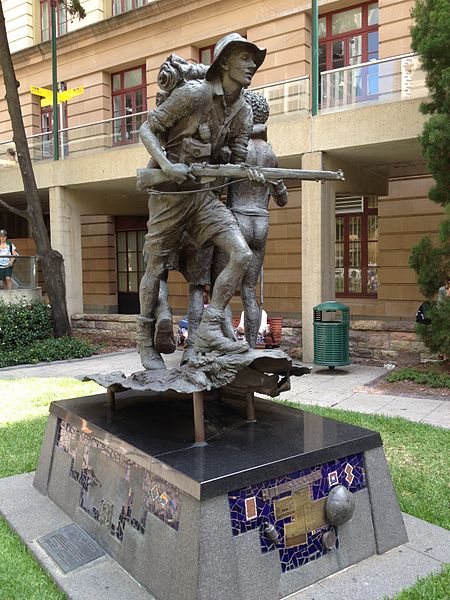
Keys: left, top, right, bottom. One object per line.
{"left": 228, "top": 453, "right": 365, "bottom": 572}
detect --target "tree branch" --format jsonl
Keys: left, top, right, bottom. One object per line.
{"left": 0, "top": 197, "right": 31, "bottom": 222}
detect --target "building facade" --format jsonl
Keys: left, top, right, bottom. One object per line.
{"left": 0, "top": 0, "right": 443, "bottom": 360}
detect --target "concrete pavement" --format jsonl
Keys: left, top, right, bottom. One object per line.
{"left": 0, "top": 348, "right": 448, "bottom": 428}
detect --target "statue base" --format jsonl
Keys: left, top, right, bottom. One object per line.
{"left": 34, "top": 390, "right": 407, "bottom": 600}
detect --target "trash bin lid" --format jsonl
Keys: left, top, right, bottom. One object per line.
{"left": 313, "top": 300, "right": 349, "bottom": 312}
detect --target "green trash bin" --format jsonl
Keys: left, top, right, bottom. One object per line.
{"left": 313, "top": 301, "right": 350, "bottom": 369}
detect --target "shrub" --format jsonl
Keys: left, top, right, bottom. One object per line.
{"left": 0, "top": 299, "right": 53, "bottom": 351}
{"left": 0, "top": 336, "right": 99, "bottom": 368}
{"left": 415, "top": 299, "right": 450, "bottom": 356}
{"left": 386, "top": 366, "right": 450, "bottom": 388}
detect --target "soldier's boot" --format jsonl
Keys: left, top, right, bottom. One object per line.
{"left": 194, "top": 307, "right": 249, "bottom": 354}
{"left": 154, "top": 302, "right": 176, "bottom": 354}
{"left": 136, "top": 316, "right": 166, "bottom": 370}
{"left": 180, "top": 338, "right": 196, "bottom": 365}
{"left": 222, "top": 304, "right": 237, "bottom": 340}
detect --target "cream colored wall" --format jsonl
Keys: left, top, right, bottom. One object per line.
{"left": 3, "top": 0, "right": 34, "bottom": 53}
{"left": 81, "top": 215, "right": 118, "bottom": 312}
{"left": 379, "top": 0, "right": 414, "bottom": 58}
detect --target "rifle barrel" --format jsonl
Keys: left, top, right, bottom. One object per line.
{"left": 136, "top": 163, "right": 344, "bottom": 191}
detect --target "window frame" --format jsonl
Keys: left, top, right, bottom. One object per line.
{"left": 335, "top": 197, "right": 378, "bottom": 298}
{"left": 318, "top": 2, "right": 379, "bottom": 105}
{"left": 198, "top": 44, "right": 216, "bottom": 65}
{"left": 111, "top": 65, "right": 147, "bottom": 146}
{"left": 40, "top": 0, "right": 68, "bottom": 42}
{"left": 112, "top": 0, "right": 149, "bottom": 17}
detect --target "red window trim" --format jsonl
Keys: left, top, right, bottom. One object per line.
{"left": 199, "top": 44, "right": 216, "bottom": 65}
{"left": 112, "top": 0, "right": 149, "bottom": 16}
{"left": 111, "top": 65, "right": 147, "bottom": 146}
{"left": 40, "top": 0, "right": 68, "bottom": 41}
{"left": 319, "top": 2, "right": 378, "bottom": 70}
{"left": 336, "top": 198, "right": 378, "bottom": 298}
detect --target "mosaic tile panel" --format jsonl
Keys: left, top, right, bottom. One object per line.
{"left": 228, "top": 453, "right": 365, "bottom": 572}
{"left": 57, "top": 420, "right": 182, "bottom": 542}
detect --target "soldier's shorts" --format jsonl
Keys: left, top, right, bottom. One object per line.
{"left": 143, "top": 189, "right": 239, "bottom": 278}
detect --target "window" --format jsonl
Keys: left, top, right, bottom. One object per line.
{"left": 111, "top": 66, "right": 147, "bottom": 145}
{"left": 117, "top": 230, "right": 146, "bottom": 294}
{"left": 40, "top": 0, "right": 67, "bottom": 42}
{"left": 199, "top": 44, "right": 216, "bottom": 65}
{"left": 319, "top": 3, "right": 379, "bottom": 104}
{"left": 40, "top": 100, "right": 68, "bottom": 159}
{"left": 335, "top": 197, "right": 378, "bottom": 296}
{"left": 112, "top": 0, "right": 149, "bottom": 16}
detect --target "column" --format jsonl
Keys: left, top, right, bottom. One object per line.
{"left": 49, "top": 186, "right": 83, "bottom": 316}
{"left": 301, "top": 152, "right": 336, "bottom": 363}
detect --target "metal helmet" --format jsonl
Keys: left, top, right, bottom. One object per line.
{"left": 206, "top": 33, "right": 266, "bottom": 81}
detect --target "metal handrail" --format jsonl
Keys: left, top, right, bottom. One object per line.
{"left": 251, "top": 75, "right": 309, "bottom": 91}
{"left": 320, "top": 52, "right": 417, "bottom": 76}
{"left": 0, "top": 110, "right": 148, "bottom": 146}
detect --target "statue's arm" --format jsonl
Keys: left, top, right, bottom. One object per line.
{"left": 268, "top": 154, "right": 288, "bottom": 206}
{"left": 139, "top": 88, "right": 196, "bottom": 184}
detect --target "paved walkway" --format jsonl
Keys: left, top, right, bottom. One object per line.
{"left": 0, "top": 349, "right": 448, "bottom": 428}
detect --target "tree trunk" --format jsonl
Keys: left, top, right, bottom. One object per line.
{"left": 0, "top": 2, "right": 71, "bottom": 337}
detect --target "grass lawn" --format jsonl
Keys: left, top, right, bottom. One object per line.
{"left": 0, "top": 378, "right": 448, "bottom": 599}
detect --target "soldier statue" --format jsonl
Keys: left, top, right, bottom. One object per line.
{"left": 137, "top": 33, "right": 267, "bottom": 369}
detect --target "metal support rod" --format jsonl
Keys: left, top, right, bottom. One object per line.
{"left": 51, "top": 0, "right": 59, "bottom": 160}
{"left": 246, "top": 392, "right": 257, "bottom": 423}
{"left": 312, "top": 0, "right": 319, "bottom": 116}
{"left": 193, "top": 391, "right": 206, "bottom": 445}
{"left": 106, "top": 388, "right": 116, "bottom": 410}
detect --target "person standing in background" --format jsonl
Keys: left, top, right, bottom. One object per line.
{"left": 0, "top": 229, "right": 18, "bottom": 290}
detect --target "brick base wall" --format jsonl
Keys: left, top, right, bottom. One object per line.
{"left": 72, "top": 315, "right": 432, "bottom": 366}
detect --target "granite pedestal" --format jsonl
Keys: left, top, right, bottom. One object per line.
{"left": 34, "top": 390, "right": 407, "bottom": 600}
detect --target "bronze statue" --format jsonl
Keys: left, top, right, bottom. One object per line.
{"left": 137, "top": 33, "right": 267, "bottom": 369}
{"left": 215, "top": 91, "right": 288, "bottom": 348}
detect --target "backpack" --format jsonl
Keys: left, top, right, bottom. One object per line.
{"left": 416, "top": 301, "right": 432, "bottom": 324}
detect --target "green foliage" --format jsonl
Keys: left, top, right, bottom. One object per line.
{"left": 0, "top": 300, "right": 99, "bottom": 366}
{"left": 0, "top": 336, "right": 99, "bottom": 368}
{"left": 63, "top": 0, "right": 86, "bottom": 19}
{"left": 388, "top": 563, "right": 450, "bottom": 600}
{"left": 409, "top": 237, "right": 447, "bottom": 297}
{"left": 385, "top": 366, "right": 450, "bottom": 388}
{"left": 415, "top": 299, "right": 450, "bottom": 355}
{"left": 409, "top": 1, "right": 450, "bottom": 354}
{"left": 420, "top": 115, "right": 450, "bottom": 206}
{"left": 410, "top": 0, "right": 450, "bottom": 208}
{"left": 0, "top": 299, "right": 53, "bottom": 351}
{"left": 411, "top": 0, "right": 450, "bottom": 117}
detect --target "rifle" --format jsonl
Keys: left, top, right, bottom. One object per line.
{"left": 136, "top": 163, "right": 345, "bottom": 191}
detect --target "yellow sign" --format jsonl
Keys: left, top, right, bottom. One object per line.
{"left": 30, "top": 85, "right": 84, "bottom": 107}
{"left": 30, "top": 85, "right": 53, "bottom": 98}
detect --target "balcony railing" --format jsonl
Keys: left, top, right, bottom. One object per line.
{"left": 0, "top": 111, "right": 147, "bottom": 162}
{"left": 320, "top": 53, "right": 427, "bottom": 113}
{"left": 0, "top": 56, "right": 427, "bottom": 164}
{"left": 0, "top": 255, "right": 37, "bottom": 289}
{"left": 251, "top": 76, "right": 310, "bottom": 117}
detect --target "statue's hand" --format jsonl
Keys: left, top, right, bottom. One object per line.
{"left": 246, "top": 167, "right": 266, "bottom": 186}
{"left": 162, "top": 162, "right": 196, "bottom": 184}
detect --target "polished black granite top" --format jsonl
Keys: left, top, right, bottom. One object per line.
{"left": 52, "top": 392, "right": 381, "bottom": 500}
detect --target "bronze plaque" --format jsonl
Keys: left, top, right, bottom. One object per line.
{"left": 304, "top": 497, "right": 327, "bottom": 531}
{"left": 38, "top": 524, "right": 105, "bottom": 573}
{"left": 284, "top": 521, "right": 307, "bottom": 548}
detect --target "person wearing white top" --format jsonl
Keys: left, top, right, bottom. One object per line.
{"left": 0, "top": 229, "right": 18, "bottom": 290}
